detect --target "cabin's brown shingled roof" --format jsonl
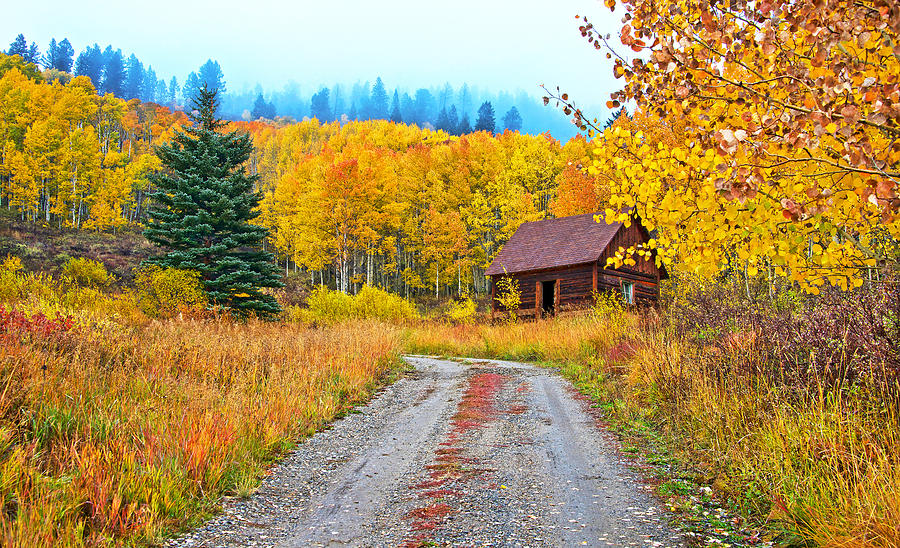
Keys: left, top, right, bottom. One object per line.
{"left": 485, "top": 212, "right": 622, "bottom": 276}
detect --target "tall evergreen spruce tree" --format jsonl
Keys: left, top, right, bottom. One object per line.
{"left": 145, "top": 85, "right": 282, "bottom": 317}
{"left": 475, "top": 101, "right": 496, "bottom": 133}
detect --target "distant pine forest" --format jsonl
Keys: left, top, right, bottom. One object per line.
{"left": 5, "top": 33, "right": 586, "bottom": 139}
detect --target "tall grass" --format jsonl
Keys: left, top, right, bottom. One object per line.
{"left": 404, "top": 299, "right": 900, "bottom": 546}
{"left": 0, "top": 263, "right": 404, "bottom": 546}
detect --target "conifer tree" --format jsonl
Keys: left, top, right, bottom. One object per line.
{"left": 7, "top": 34, "right": 27, "bottom": 58}
{"left": 42, "top": 38, "right": 74, "bottom": 72}
{"left": 390, "top": 90, "right": 402, "bottom": 123}
{"left": 457, "top": 114, "right": 473, "bottom": 135}
{"left": 145, "top": 85, "right": 282, "bottom": 317}
{"left": 198, "top": 59, "right": 225, "bottom": 92}
{"left": 168, "top": 76, "right": 178, "bottom": 105}
{"left": 447, "top": 105, "right": 459, "bottom": 135}
{"left": 143, "top": 66, "right": 157, "bottom": 102}
{"left": 102, "top": 49, "right": 125, "bottom": 97}
{"left": 310, "top": 87, "right": 332, "bottom": 122}
{"left": 25, "top": 43, "right": 40, "bottom": 65}
{"left": 41, "top": 38, "right": 59, "bottom": 69}
{"left": 75, "top": 44, "right": 104, "bottom": 87}
{"left": 369, "top": 76, "right": 389, "bottom": 119}
{"left": 502, "top": 106, "right": 522, "bottom": 132}
{"left": 123, "top": 54, "right": 144, "bottom": 100}
{"left": 182, "top": 72, "right": 201, "bottom": 103}
{"left": 475, "top": 101, "right": 495, "bottom": 133}
{"left": 435, "top": 107, "right": 452, "bottom": 133}
{"left": 56, "top": 38, "right": 74, "bottom": 72}
{"left": 602, "top": 107, "right": 627, "bottom": 130}
{"left": 251, "top": 93, "right": 275, "bottom": 119}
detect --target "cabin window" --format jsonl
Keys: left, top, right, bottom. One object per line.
{"left": 622, "top": 281, "right": 634, "bottom": 305}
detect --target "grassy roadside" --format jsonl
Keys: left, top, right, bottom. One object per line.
{"left": 0, "top": 259, "right": 407, "bottom": 546}
{"left": 1, "top": 316, "right": 405, "bottom": 546}
{"left": 403, "top": 305, "right": 900, "bottom": 547}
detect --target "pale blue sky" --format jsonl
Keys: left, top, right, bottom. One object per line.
{"left": 4, "top": 0, "right": 622, "bottom": 111}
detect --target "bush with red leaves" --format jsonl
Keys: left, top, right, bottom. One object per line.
{"left": 668, "top": 279, "right": 900, "bottom": 387}
{"left": 0, "top": 306, "right": 76, "bottom": 344}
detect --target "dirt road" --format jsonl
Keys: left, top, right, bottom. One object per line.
{"left": 171, "top": 356, "right": 683, "bottom": 547}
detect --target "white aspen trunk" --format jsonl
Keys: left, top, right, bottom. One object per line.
{"left": 71, "top": 166, "right": 77, "bottom": 226}
{"left": 44, "top": 179, "right": 50, "bottom": 222}
{"left": 344, "top": 258, "right": 350, "bottom": 293}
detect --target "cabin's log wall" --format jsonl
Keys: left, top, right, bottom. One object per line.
{"left": 490, "top": 261, "right": 660, "bottom": 313}
{"left": 488, "top": 221, "right": 664, "bottom": 315}
{"left": 490, "top": 263, "right": 595, "bottom": 314}
{"left": 598, "top": 267, "right": 660, "bottom": 304}
{"left": 599, "top": 221, "right": 662, "bottom": 278}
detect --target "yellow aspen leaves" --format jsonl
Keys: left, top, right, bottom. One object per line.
{"left": 571, "top": 1, "right": 900, "bottom": 291}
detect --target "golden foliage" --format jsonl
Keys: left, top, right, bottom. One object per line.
{"left": 0, "top": 258, "right": 402, "bottom": 546}
{"left": 60, "top": 256, "right": 111, "bottom": 288}
{"left": 493, "top": 274, "right": 522, "bottom": 322}
{"left": 132, "top": 265, "right": 206, "bottom": 318}
{"left": 0, "top": 56, "right": 188, "bottom": 230}
{"left": 556, "top": 1, "right": 900, "bottom": 291}
{"left": 290, "top": 285, "right": 418, "bottom": 325}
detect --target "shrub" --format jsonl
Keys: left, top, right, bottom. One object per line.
{"left": 133, "top": 266, "right": 206, "bottom": 318}
{"left": 0, "top": 256, "right": 55, "bottom": 304}
{"left": 0, "top": 255, "right": 23, "bottom": 301}
{"left": 494, "top": 275, "right": 521, "bottom": 322}
{"left": 444, "top": 297, "right": 478, "bottom": 324}
{"left": 61, "top": 257, "right": 111, "bottom": 288}
{"left": 669, "top": 278, "right": 900, "bottom": 387}
{"left": 2, "top": 254, "right": 23, "bottom": 274}
{"left": 302, "top": 286, "right": 354, "bottom": 325}
{"left": 296, "top": 285, "right": 418, "bottom": 325}
{"left": 351, "top": 285, "right": 418, "bottom": 322}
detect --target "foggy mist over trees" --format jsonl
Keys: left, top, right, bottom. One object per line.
{"left": 6, "top": 33, "right": 588, "bottom": 139}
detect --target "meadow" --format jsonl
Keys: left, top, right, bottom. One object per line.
{"left": 2, "top": 253, "right": 898, "bottom": 546}
{"left": 0, "top": 259, "right": 403, "bottom": 546}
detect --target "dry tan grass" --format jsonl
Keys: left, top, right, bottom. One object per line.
{"left": 404, "top": 311, "right": 900, "bottom": 546}
{"left": 0, "top": 316, "right": 402, "bottom": 546}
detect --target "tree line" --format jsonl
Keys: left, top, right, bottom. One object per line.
{"left": 0, "top": 53, "right": 189, "bottom": 229}
{"left": 245, "top": 118, "right": 598, "bottom": 298}
{"left": 7, "top": 33, "right": 577, "bottom": 139}
{"left": 0, "top": 51, "right": 603, "bottom": 300}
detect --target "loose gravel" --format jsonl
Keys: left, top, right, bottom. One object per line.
{"left": 168, "top": 356, "right": 685, "bottom": 547}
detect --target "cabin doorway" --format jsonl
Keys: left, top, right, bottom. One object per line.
{"left": 541, "top": 280, "right": 556, "bottom": 316}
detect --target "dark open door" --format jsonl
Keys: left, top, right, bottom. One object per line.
{"left": 541, "top": 280, "right": 556, "bottom": 316}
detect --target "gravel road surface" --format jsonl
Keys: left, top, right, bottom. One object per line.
{"left": 169, "top": 356, "right": 684, "bottom": 547}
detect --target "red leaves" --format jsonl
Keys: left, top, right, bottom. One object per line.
{"left": 715, "top": 128, "right": 746, "bottom": 155}
{"left": 875, "top": 179, "right": 897, "bottom": 201}
{"left": 781, "top": 198, "right": 802, "bottom": 221}
{"left": 840, "top": 104, "right": 860, "bottom": 125}
{"left": 701, "top": 9, "right": 714, "bottom": 32}
{"left": 0, "top": 306, "right": 75, "bottom": 342}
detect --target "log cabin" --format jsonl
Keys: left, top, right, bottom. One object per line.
{"left": 485, "top": 211, "right": 668, "bottom": 318}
